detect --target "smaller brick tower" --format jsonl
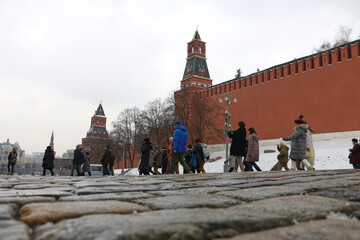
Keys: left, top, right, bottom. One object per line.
{"left": 86, "top": 103, "right": 109, "bottom": 138}
{"left": 82, "top": 102, "right": 113, "bottom": 164}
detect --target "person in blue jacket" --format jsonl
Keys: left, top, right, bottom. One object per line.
{"left": 170, "top": 120, "right": 192, "bottom": 174}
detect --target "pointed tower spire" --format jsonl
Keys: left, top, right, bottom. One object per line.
{"left": 193, "top": 26, "right": 201, "bottom": 40}
{"left": 49, "top": 131, "right": 54, "bottom": 150}
{"left": 180, "top": 28, "right": 212, "bottom": 90}
{"left": 94, "top": 101, "right": 105, "bottom": 116}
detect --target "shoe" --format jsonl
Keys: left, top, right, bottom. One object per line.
{"left": 8, "top": 171, "right": 11, "bottom": 175}
{"left": 11, "top": 172, "right": 14, "bottom": 175}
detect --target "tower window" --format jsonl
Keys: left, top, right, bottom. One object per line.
{"left": 96, "top": 120, "right": 99, "bottom": 124}
{"left": 198, "top": 44, "right": 202, "bottom": 53}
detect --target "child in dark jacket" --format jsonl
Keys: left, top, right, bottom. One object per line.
{"left": 184, "top": 145, "right": 193, "bottom": 174}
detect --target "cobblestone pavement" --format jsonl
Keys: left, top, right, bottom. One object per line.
{"left": 0, "top": 170, "right": 360, "bottom": 240}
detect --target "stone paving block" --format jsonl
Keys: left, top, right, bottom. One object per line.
{"left": 310, "top": 186, "right": 360, "bottom": 202}
{"left": 0, "top": 188, "right": 74, "bottom": 198}
{"left": 149, "top": 186, "right": 237, "bottom": 197}
{"left": 134, "top": 193, "right": 241, "bottom": 210}
{"left": 215, "top": 186, "right": 307, "bottom": 201}
{"left": 0, "top": 220, "right": 30, "bottom": 240}
{"left": 12, "top": 184, "right": 69, "bottom": 190}
{"left": 19, "top": 200, "right": 150, "bottom": 226}
{"left": 59, "top": 192, "right": 152, "bottom": 202}
{"left": 0, "top": 204, "right": 17, "bottom": 220}
{"left": 34, "top": 208, "right": 293, "bottom": 240}
{"left": 74, "top": 185, "right": 161, "bottom": 195}
{"left": 229, "top": 195, "right": 360, "bottom": 222}
{"left": 0, "top": 196, "right": 55, "bottom": 205}
{"left": 73, "top": 180, "right": 127, "bottom": 188}
{"left": 291, "top": 178, "right": 360, "bottom": 192}
{"left": 226, "top": 219, "right": 360, "bottom": 240}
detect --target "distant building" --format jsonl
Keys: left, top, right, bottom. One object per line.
{"left": 62, "top": 149, "right": 75, "bottom": 160}
{"left": 31, "top": 152, "right": 44, "bottom": 163}
{"left": 0, "top": 139, "right": 26, "bottom": 164}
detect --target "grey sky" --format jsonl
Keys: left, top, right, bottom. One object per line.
{"left": 1, "top": 0, "right": 359, "bottom": 155}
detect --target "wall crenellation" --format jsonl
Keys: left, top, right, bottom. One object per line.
{"left": 202, "top": 40, "right": 360, "bottom": 98}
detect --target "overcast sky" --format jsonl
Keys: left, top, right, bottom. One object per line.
{"left": 1, "top": 0, "right": 359, "bottom": 156}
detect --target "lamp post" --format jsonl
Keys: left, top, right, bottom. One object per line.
{"left": 219, "top": 93, "right": 237, "bottom": 172}
{"left": 121, "top": 143, "right": 126, "bottom": 175}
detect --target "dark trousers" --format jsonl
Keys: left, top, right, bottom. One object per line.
{"left": 353, "top": 164, "right": 360, "bottom": 169}
{"left": 102, "top": 164, "right": 110, "bottom": 175}
{"left": 8, "top": 163, "right": 14, "bottom": 173}
{"left": 43, "top": 168, "right": 54, "bottom": 176}
{"left": 71, "top": 164, "right": 81, "bottom": 176}
{"left": 162, "top": 162, "right": 168, "bottom": 174}
{"left": 139, "top": 169, "right": 150, "bottom": 175}
{"left": 245, "top": 162, "right": 262, "bottom": 171}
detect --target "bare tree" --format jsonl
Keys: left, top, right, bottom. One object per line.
{"left": 142, "top": 96, "right": 175, "bottom": 148}
{"left": 110, "top": 107, "right": 145, "bottom": 168}
{"left": 175, "top": 87, "right": 223, "bottom": 144}
{"left": 313, "top": 40, "right": 332, "bottom": 53}
{"left": 313, "top": 25, "right": 354, "bottom": 53}
{"left": 333, "top": 25, "right": 353, "bottom": 47}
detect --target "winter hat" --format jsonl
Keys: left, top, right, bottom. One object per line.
{"left": 174, "top": 120, "right": 181, "bottom": 126}
{"left": 105, "top": 144, "right": 110, "bottom": 149}
{"left": 187, "top": 144, "right": 192, "bottom": 149}
{"left": 154, "top": 145, "right": 159, "bottom": 150}
{"left": 144, "top": 138, "right": 150, "bottom": 143}
{"left": 161, "top": 147, "right": 167, "bottom": 150}
{"left": 294, "top": 114, "right": 305, "bottom": 124}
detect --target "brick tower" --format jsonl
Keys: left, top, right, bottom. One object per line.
{"left": 180, "top": 28, "right": 212, "bottom": 91}
{"left": 82, "top": 102, "right": 113, "bottom": 165}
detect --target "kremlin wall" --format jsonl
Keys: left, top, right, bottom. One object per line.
{"left": 176, "top": 30, "right": 360, "bottom": 144}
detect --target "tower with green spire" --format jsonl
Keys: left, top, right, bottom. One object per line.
{"left": 180, "top": 28, "right": 212, "bottom": 90}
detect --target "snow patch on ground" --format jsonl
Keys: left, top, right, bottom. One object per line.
{"left": 115, "top": 136, "right": 355, "bottom": 175}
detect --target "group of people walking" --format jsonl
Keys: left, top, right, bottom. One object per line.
{"left": 6, "top": 114, "right": 360, "bottom": 176}
{"left": 280, "top": 115, "right": 315, "bottom": 171}
{"left": 138, "top": 120, "right": 207, "bottom": 175}
{"left": 226, "top": 115, "right": 317, "bottom": 172}
{"left": 226, "top": 121, "right": 262, "bottom": 172}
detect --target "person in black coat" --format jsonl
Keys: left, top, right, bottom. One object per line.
{"left": 228, "top": 121, "right": 247, "bottom": 172}
{"left": 42, "top": 146, "right": 55, "bottom": 176}
{"left": 192, "top": 138, "right": 205, "bottom": 173}
{"left": 139, "top": 138, "right": 152, "bottom": 175}
{"left": 184, "top": 144, "right": 193, "bottom": 174}
{"left": 161, "top": 147, "right": 168, "bottom": 174}
{"left": 71, "top": 145, "right": 84, "bottom": 176}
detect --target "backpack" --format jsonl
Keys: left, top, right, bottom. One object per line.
{"left": 201, "top": 143, "right": 210, "bottom": 160}
{"left": 189, "top": 153, "right": 197, "bottom": 168}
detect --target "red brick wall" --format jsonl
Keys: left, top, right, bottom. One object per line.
{"left": 194, "top": 41, "right": 360, "bottom": 143}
